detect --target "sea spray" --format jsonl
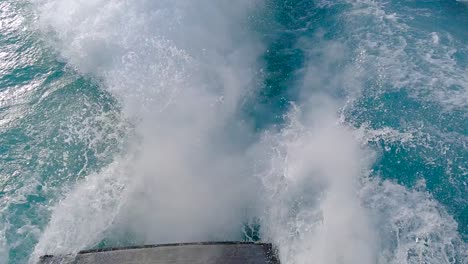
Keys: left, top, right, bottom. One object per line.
{"left": 0, "top": 1, "right": 466, "bottom": 263}
{"left": 31, "top": 0, "right": 264, "bottom": 261}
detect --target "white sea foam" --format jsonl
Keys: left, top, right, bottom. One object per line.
{"left": 252, "top": 105, "right": 466, "bottom": 264}
{"left": 31, "top": 0, "right": 264, "bottom": 261}
{"left": 28, "top": 1, "right": 467, "bottom": 264}
{"left": 250, "top": 1, "right": 467, "bottom": 261}
{"left": 345, "top": 0, "right": 468, "bottom": 110}
{"left": 30, "top": 158, "right": 131, "bottom": 261}
{"left": 252, "top": 105, "right": 378, "bottom": 264}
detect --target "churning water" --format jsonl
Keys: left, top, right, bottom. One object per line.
{"left": 0, "top": 0, "right": 467, "bottom": 263}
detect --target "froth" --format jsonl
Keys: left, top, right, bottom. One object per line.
{"left": 31, "top": 0, "right": 263, "bottom": 261}
{"left": 361, "top": 178, "right": 467, "bottom": 264}
{"left": 252, "top": 105, "right": 377, "bottom": 264}
{"left": 28, "top": 1, "right": 467, "bottom": 264}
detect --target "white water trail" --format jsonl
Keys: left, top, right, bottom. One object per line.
{"left": 252, "top": 104, "right": 378, "bottom": 264}
{"left": 251, "top": 39, "right": 378, "bottom": 264}
{"left": 252, "top": 30, "right": 466, "bottom": 263}
{"left": 30, "top": 0, "right": 263, "bottom": 262}
{"left": 29, "top": 1, "right": 467, "bottom": 264}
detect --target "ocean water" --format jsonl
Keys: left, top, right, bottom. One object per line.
{"left": 0, "top": 0, "right": 467, "bottom": 263}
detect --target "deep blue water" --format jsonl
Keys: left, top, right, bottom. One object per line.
{"left": 0, "top": 0, "right": 467, "bottom": 263}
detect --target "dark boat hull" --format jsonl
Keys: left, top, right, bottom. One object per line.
{"left": 39, "top": 242, "right": 280, "bottom": 264}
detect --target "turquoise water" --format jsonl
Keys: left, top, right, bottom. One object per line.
{"left": 0, "top": 0, "right": 467, "bottom": 263}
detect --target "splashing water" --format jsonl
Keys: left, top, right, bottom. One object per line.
{"left": 0, "top": 0, "right": 466, "bottom": 263}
